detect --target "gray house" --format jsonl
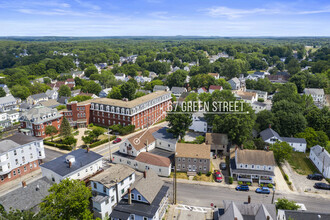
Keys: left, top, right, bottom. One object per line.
{"left": 153, "top": 85, "right": 169, "bottom": 92}
{"left": 0, "top": 95, "right": 18, "bottom": 112}
{"left": 205, "top": 133, "right": 229, "bottom": 156}
{"left": 170, "top": 87, "right": 187, "bottom": 99}
{"left": 228, "top": 77, "right": 241, "bottom": 90}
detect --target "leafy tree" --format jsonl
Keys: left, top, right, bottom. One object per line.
{"left": 272, "top": 83, "right": 303, "bottom": 104}
{"left": 108, "top": 86, "right": 122, "bottom": 99}
{"left": 121, "top": 82, "right": 137, "bottom": 100}
{"left": 84, "top": 65, "right": 98, "bottom": 77}
{"left": 58, "top": 85, "right": 71, "bottom": 97}
{"left": 69, "top": 95, "right": 92, "bottom": 103}
{"left": 134, "top": 91, "right": 145, "bottom": 99}
{"left": 269, "top": 141, "right": 293, "bottom": 164}
{"left": 0, "top": 208, "right": 51, "bottom": 220}
{"left": 39, "top": 179, "right": 93, "bottom": 219}
{"left": 296, "top": 127, "right": 329, "bottom": 149}
{"left": 190, "top": 74, "right": 216, "bottom": 89}
{"left": 144, "top": 80, "right": 163, "bottom": 91}
{"left": 305, "top": 107, "right": 330, "bottom": 137}
{"left": 10, "top": 85, "right": 31, "bottom": 100}
{"left": 185, "top": 93, "right": 199, "bottom": 102}
{"left": 56, "top": 105, "right": 66, "bottom": 111}
{"left": 286, "top": 59, "right": 300, "bottom": 75}
{"left": 276, "top": 198, "right": 300, "bottom": 210}
{"left": 81, "top": 81, "right": 102, "bottom": 95}
{"left": 166, "top": 105, "right": 192, "bottom": 140}
{"left": 166, "top": 70, "right": 188, "bottom": 88}
{"left": 29, "top": 82, "right": 51, "bottom": 95}
{"left": 0, "top": 88, "right": 6, "bottom": 97}
{"left": 217, "top": 78, "right": 232, "bottom": 90}
{"left": 45, "top": 125, "right": 58, "bottom": 141}
{"left": 60, "top": 117, "right": 71, "bottom": 138}
{"left": 62, "top": 136, "right": 77, "bottom": 146}
{"left": 256, "top": 110, "right": 274, "bottom": 132}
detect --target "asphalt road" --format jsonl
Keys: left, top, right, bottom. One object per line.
{"left": 44, "top": 148, "right": 65, "bottom": 163}
{"left": 164, "top": 182, "right": 330, "bottom": 213}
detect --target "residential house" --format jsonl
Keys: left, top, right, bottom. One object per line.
{"left": 40, "top": 148, "right": 103, "bottom": 184}
{"left": 183, "top": 66, "right": 190, "bottom": 71}
{"left": 90, "top": 164, "right": 135, "bottom": 219}
{"left": 172, "top": 66, "right": 180, "bottom": 72}
{"left": 189, "top": 112, "right": 208, "bottom": 133}
{"left": 260, "top": 128, "right": 307, "bottom": 152}
{"left": 208, "top": 73, "right": 219, "bottom": 80}
{"left": 45, "top": 89, "right": 58, "bottom": 100}
{"left": 0, "top": 177, "right": 52, "bottom": 212}
{"left": 71, "top": 70, "right": 84, "bottom": 78}
{"left": 135, "top": 76, "right": 152, "bottom": 83}
{"left": 205, "top": 133, "right": 229, "bottom": 156}
{"left": 277, "top": 210, "right": 330, "bottom": 220}
{"left": 39, "top": 99, "right": 61, "bottom": 109}
{"left": 231, "top": 149, "right": 276, "bottom": 184}
{"left": 245, "top": 71, "right": 268, "bottom": 81}
{"left": 234, "top": 91, "right": 258, "bottom": 104}
{"left": 197, "top": 87, "right": 207, "bottom": 94}
{"left": 209, "top": 85, "right": 223, "bottom": 94}
{"left": 99, "top": 88, "right": 112, "bottom": 98}
{"left": 112, "top": 127, "right": 174, "bottom": 177}
{"left": 153, "top": 85, "right": 170, "bottom": 92}
{"left": 252, "top": 101, "right": 267, "bottom": 113}
{"left": 71, "top": 89, "right": 81, "bottom": 97}
{"left": 110, "top": 169, "right": 169, "bottom": 220}
{"left": 246, "top": 89, "right": 268, "bottom": 100}
{"left": 177, "top": 92, "right": 190, "bottom": 105}
{"left": 0, "top": 134, "right": 45, "bottom": 185}
{"left": 19, "top": 106, "right": 63, "bottom": 138}
{"left": 26, "top": 93, "right": 48, "bottom": 105}
{"left": 266, "top": 75, "right": 289, "bottom": 83}
{"left": 228, "top": 77, "right": 241, "bottom": 90}
{"left": 115, "top": 73, "right": 126, "bottom": 81}
{"left": 0, "top": 95, "right": 18, "bottom": 112}
{"left": 149, "top": 72, "right": 158, "bottom": 79}
{"left": 171, "top": 87, "right": 187, "bottom": 99}
{"left": 303, "top": 88, "right": 325, "bottom": 106}
{"left": 309, "top": 145, "right": 330, "bottom": 179}
{"left": 216, "top": 200, "right": 276, "bottom": 220}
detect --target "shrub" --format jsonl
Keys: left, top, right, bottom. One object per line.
{"left": 229, "top": 177, "right": 233, "bottom": 184}
{"left": 288, "top": 181, "right": 292, "bottom": 185}
{"left": 198, "top": 172, "right": 202, "bottom": 176}
{"left": 238, "top": 181, "right": 243, "bottom": 185}
{"left": 88, "top": 123, "right": 94, "bottom": 127}
{"left": 206, "top": 171, "right": 212, "bottom": 177}
{"left": 284, "top": 174, "right": 289, "bottom": 181}
{"left": 267, "top": 183, "right": 273, "bottom": 188}
{"left": 89, "top": 135, "right": 116, "bottom": 148}
{"left": 44, "top": 141, "right": 72, "bottom": 151}
{"left": 109, "top": 124, "right": 135, "bottom": 135}
{"left": 258, "top": 98, "right": 264, "bottom": 102}
{"left": 246, "top": 182, "right": 251, "bottom": 186}
{"left": 260, "top": 183, "right": 264, "bottom": 187}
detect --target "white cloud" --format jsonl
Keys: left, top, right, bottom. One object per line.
{"left": 149, "top": 11, "right": 169, "bottom": 19}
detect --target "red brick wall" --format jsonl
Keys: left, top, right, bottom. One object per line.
{"left": 0, "top": 159, "right": 41, "bottom": 186}
{"left": 63, "top": 103, "right": 91, "bottom": 127}
{"left": 33, "top": 116, "right": 63, "bottom": 138}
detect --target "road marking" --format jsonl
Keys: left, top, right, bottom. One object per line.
{"left": 175, "top": 204, "right": 211, "bottom": 213}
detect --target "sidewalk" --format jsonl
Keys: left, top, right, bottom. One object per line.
{"left": 44, "top": 144, "right": 70, "bottom": 153}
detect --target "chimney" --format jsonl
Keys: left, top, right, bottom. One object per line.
{"left": 266, "top": 216, "right": 270, "bottom": 220}
{"left": 143, "top": 171, "right": 147, "bottom": 178}
{"left": 128, "top": 188, "right": 132, "bottom": 205}
{"left": 235, "top": 145, "right": 238, "bottom": 151}
{"left": 322, "top": 148, "right": 325, "bottom": 152}
{"left": 234, "top": 218, "right": 238, "bottom": 220}
{"left": 248, "top": 195, "right": 251, "bottom": 204}
{"left": 22, "top": 181, "right": 27, "bottom": 188}
{"left": 269, "top": 124, "right": 271, "bottom": 128}
{"left": 69, "top": 161, "right": 72, "bottom": 168}
{"left": 36, "top": 184, "right": 40, "bottom": 191}
{"left": 87, "top": 146, "right": 90, "bottom": 153}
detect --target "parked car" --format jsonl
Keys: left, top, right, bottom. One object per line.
{"left": 220, "top": 162, "right": 227, "bottom": 170}
{"left": 307, "top": 173, "right": 323, "bottom": 180}
{"left": 112, "top": 138, "right": 122, "bottom": 144}
{"left": 255, "top": 187, "right": 270, "bottom": 194}
{"left": 235, "top": 185, "right": 249, "bottom": 191}
{"left": 314, "top": 183, "right": 330, "bottom": 190}
{"left": 214, "top": 170, "right": 223, "bottom": 182}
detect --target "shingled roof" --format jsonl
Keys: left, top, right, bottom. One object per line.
{"left": 176, "top": 143, "right": 211, "bottom": 159}
{"left": 205, "top": 133, "right": 228, "bottom": 145}
{"left": 135, "top": 152, "right": 171, "bottom": 167}
{"left": 236, "top": 149, "right": 276, "bottom": 166}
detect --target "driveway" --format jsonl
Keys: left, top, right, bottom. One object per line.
{"left": 283, "top": 161, "right": 329, "bottom": 195}
{"left": 184, "top": 131, "right": 204, "bottom": 142}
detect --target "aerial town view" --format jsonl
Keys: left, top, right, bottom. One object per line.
{"left": 0, "top": 0, "right": 329, "bottom": 219}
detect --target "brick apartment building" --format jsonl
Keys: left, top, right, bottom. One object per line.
{"left": 61, "top": 100, "right": 91, "bottom": 128}
{"left": 89, "top": 91, "right": 172, "bottom": 129}
{"left": 0, "top": 134, "right": 45, "bottom": 185}
{"left": 19, "top": 106, "right": 63, "bottom": 138}
{"left": 61, "top": 91, "right": 172, "bottom": 129}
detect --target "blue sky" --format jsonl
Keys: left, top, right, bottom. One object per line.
{"left": 0, "top": 0, "right": 330, "bottom": 36}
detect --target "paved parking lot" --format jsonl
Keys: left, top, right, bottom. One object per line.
{"left": 283, "top": 161, "right": 329, "bottom": 195}
{"left": 166, "top": 204, "right": 213, "bottom": 220}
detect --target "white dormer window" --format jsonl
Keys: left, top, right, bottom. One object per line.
{"left": 106, "top": 106, "right": 109, "bottom": 111}
{"left": 91, "top": 104, "right": 94, "bottom": 109}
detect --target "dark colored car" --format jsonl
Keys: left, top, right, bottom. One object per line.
{"left": 214, "top": 171, "right": 223, "bottom": 182}
{"left": 235, "top": 185, "right": 249, "bottom": 191}
{"left": 307, "top": 173, "right": 323, "bottom": 180}
{"left": 255, "top": 187, "right": 271, "bottom": 194}
{"left": 314, "top": 183, "right": 330, "bottom": 190}
{"left": 220, "top": 162, "right": 227, "bottom": 170}
{"left": 112, "top": 138, "right": 122, "bottom": 144}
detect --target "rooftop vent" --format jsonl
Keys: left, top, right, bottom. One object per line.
{"left": 65, "top": 155, "right": 75, "bottom": 164}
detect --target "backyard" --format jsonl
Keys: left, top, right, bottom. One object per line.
{"left": 287, "top": 152, "right": 319, "bottom": 175}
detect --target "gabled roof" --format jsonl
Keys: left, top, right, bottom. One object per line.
{"left": 228, "top": 77, "right": 240, "bottom": 84}
{"left": 0, "top": 95, "right": 17, "bottom": 105}
{"left": 260, "top": 128, "right": 281, "bottom": 141}
{"left": 0, "top": 177, "right": 53, "bottom": 212}
{"left": 131, "top": 169, "right": 164, "bottom": 204}
{"left": 171, "top": 87, "right": 186, "bottom": 94}
{"left": 198, "top": 87, "right": 207, "bottom": 92}
{"left": 209, "top": 85, "right": 222, "bottom": 90}
{"left": 281, "top": 137, "right": 306, "bottom": 144}
{"left": 135, "top": 152, "right": 171, "bottom": 167}
{"left": 281, "top": 210, "right": 330, "bottom": 220}
{"left": 176, "top": 143, "right": 211, "bottom": 159}
{"left": 29, "top": 93, "right": 48, "bottom": 100}
{"left": 153, "top": 85, "right": 169, "bottom": 91}
{"left": 0, "top": 133, "right": 42, "bottom": 154}
{"left": 236, "top": 149, "right": 276, "bottom": 166}
{"left": 205, "top": 133, "right": 228, "bottom": 145}
{"left": 40, "top": 149, "right": 103, "bottom": 177}
{"left": 311, "top": 145, "right": 330, "bottom": 168}
{"left": 152, "top": 127, "right": 177, "bottom": 144}
{"left": 127, "top": 127, "right": 160, "bottom": 151}
{"left": 304, "top": 88, "right": 325, "bottom": 96}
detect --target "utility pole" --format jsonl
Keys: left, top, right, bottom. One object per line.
{"left": 108, "top": 128, "right": 112, "bottom": 162}
{"left": 173, "top": 152, "right": 177, "bottom": 205}
{"left": 271, "top": 188, "right": 275, "bottom": 204}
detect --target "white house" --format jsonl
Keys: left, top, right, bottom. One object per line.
{"left": 134, "top": 76, "right": 152, "bottom": 83}
{"left": 303, "top": 88, "right": 325, "bottom": 106}
{"left": 45, "top": 89, "right": 58, "bottom": 100}
{"left": 197, "top": 87, "right": 207, "bottom": 94}
{"left": 112, "top": 127, "right": 176, "bottom": 177}
{"left": 0, "top": 134, "right": 45, "bottom": 185}
{"left": 234, "top": 91, "right": 258, "bottom": 104}
{"left": 246, "top": 89, "right": 268, "bottom": 100}
{"left": 251, "top": 102, "right": 267, "bottom": 113}
{"left": 0, "top": 95, "right": 18, "bottom": 112}
{"left": 309, "top": 145, "right": 330, "bottom": 179}
{"left": 209, "top": 85, "right": 223, "bottom": 94}
{"left": 40, "top": 148, "right": 103, "bottom": 183}
{"left": 90, "top": 164, "right": 135, "bottom": 219}
{"left": 260, "top": 128, "right": 307, "bottom": 152}
{"left": 114, "top": 73, "right": 126, "bottom": 81}
{"left": 99, "top": 88, "right": 112, "bottom": 98}
{"left": 170, "top": 87, "right": 187, "bottom": 99}
{"left": 208, "top": 73, "right": 219, "bottom": 80}
{"left": 228, "top": 77, "right": 241, "bottom": 90}
{"left": 189, "top": 112, "right": 208, "bottom": 133}
{"left": 231, "top": 149, "right": 276, "bottom": 184}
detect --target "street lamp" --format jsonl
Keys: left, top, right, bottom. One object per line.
{"left": 108, "top": 128, "right": 113, "bottom": 162}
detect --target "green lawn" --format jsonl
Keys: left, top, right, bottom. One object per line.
{"left": 287, "top": 152, "right": 319, "bottom": 175}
